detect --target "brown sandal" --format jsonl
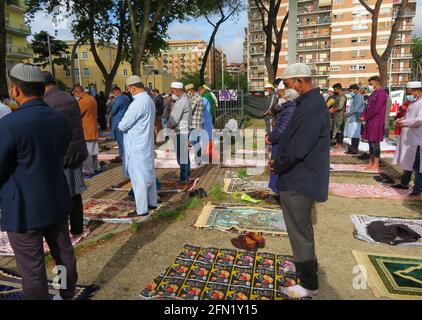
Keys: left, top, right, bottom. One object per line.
{"left": 231, "top": 235, "right": 257, "bottom": 251}
{"left": 246, "top": 233, "right": 266, "bottom": 248}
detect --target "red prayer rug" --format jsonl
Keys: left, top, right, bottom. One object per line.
{"left": 329, "top": 183, "right": 422, "bottom": 200}
{"left": 83, "top": 198, "right": 137, "bottom": 223}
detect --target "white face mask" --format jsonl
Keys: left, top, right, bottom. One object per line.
{"left": 264, "top": 91, "right": 270, "bottom": 97}
{"left": 368, "top": 85, "right": 375, "bottom": 93}
{"left": 172, "top": 94, "right": 179, "bottom": 101}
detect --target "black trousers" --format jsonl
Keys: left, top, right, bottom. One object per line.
{"left": 70, "top": 194, "right": 84, "bottom": 235}
{"left": 7, "top": 220, "right": 78, "bottom": 300}
{"left": 279, "top": 191, "right": 318, "bottom": 291}
{"left": 369, "top": 142, "right": 381, "bottom": 158}
{"left": 351, "top": 138, "right": 360, "bottom": 151}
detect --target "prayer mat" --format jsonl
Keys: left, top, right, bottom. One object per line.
{"left": 0, "top": 268, "right": 97, "bottom": 300}
{"left": 351, "top": 215, "right": 422, "bottom": 247}
{"left": 330, "top": 164, "right": 385, "bottom": 174}
{"left": 155, "top": 159, "right": 204, "bottom": 169}
{"left": 373, "top": 174, "right": 395, "bottom": 185}
{"left": 194, "top": 203, "right": 287, "bottom": 236}
{"left": 329, "top": 183, "right": 422, "bottom": 201}
{"left": 223, "top": 178, "right": 271, "bottom": 194}
{"left": 83, "top": 198, "right": 137, "bottom": 223}
{"left": 98, "top": 153, "right": 119, "bottom": 161}
{"left": 330, "top": 149, "right": 359, "bottom": 157}
{"left": 236, "top": 149, "right": 266, "bottom": 155}
{"left": 140, "top": 244, "right": 297, "bottom": 300}
{"left": 221, "top": 159, "right": 267, "bottom": 168}
{"left": 0, "top": 229, "right": 90, "bottom": 256}
{"left": 352, "top": 251, "right": 422, "bottom": 300}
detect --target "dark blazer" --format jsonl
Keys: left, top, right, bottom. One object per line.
{"left": 0, "top": 99, "right": 73, "bottom": 232}
{"left": 44, "top": 86, "right": 88, "bottom": 168}
{"left": 273, "top": 88, "right": 330, "bottom": 202}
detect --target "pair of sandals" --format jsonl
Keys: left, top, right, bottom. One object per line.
{"left": 189, "top": 188, "right": 207, "bottom": 199}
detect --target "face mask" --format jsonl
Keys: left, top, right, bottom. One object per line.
{"left": 407, "top": 95, "right": 415, "bottom": 102}
{"left": 172, "top": 94, "right": 179, "bottom": 101}
{"left": 368, "top": 85, "right": 375, "bottom": 93}
{"left": 264, "top": 91, "right": 270, "bottom": 97}
{"left": 350, "top": 92, "right": 356, "bottom": 98}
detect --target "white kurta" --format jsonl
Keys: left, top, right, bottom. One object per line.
{"left": 118, "top": 91, "right": 157, "bottom": 215}
{"left": 393, "top": 97, "right": 422, "bottom": 172}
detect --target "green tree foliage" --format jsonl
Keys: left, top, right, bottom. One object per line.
{"left": 412, "top": 37, "right": 422, "bottom": 80}
{"left": 31, "top": 31, "right": 70, "bottom": 69}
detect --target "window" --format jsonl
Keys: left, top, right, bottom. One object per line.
{"left": 331, "top": 66, "right": 341, "bottom": 72}
{"left": 83, "top": 68, "right": 90, "bottom": 77}
{"left": 65, "top": 69, "right": 71, "bottom": 77}
{"left": 332, "top": 28, "right": 343, "bottom": 32}
{"left": 352, "top": 24, "right": 368, "bottom": 30}
{"left": 82, "top": 52, "right": 89, "bottom": 60}
{"left": 349, "top": 65, "right": 366, "bottom": 71}
{"left": 123, "top": 69, "right": 128, "bottom": 76}
{"left": 333, "top": 13, "right": 343, "bottom": 20}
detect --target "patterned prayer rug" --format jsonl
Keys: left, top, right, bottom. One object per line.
{"left": 329, "top": 183, "right": 422, "bottom": 201}
{"left": 140, "top": 244, "right": 297, "bottom": 300}
{"left": 351, "top": 215, "right": 422, "bottom": 247}
{"left": 0, "top": 229, "right": 90, "bottom": 256}
{"left": 0, "top": 268, "right": 97, "bottom": 300}
{"left": 352, "top": 251, "right": 422, "bottom": 300}
{"left": 221, "top": 159, "right": 267, "bottom": 168}
{"left": 223, "top": 178, "right": 271, "bottom": 194}
{"left": 330, "top": 164, "right": 385, "bottom": 174}
{"left": 155, "top": 159, "right": 204, "bottom": 169}
{"left": 236, "top": 149, "right": 266, "bottom": 155}
{"left": 194, "top": 203, "right": 287, "bottom": 236}
{"left": 98, "top": 153, "right": 119, "bottom": 161}
{"left": 83, "top": 198, "right": 137, "bottom": 223}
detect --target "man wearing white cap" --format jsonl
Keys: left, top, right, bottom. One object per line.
{"left": 263, "top": 83, "right": 278, "bottom": 134}
{"left": 271, "top": 63, "right": 330, "bottom": 298}
{"left": 118, "top": 76, "right": 157, "bottom": 215}
{"left": 168, "top": 82, "right": 192, "bottom": 183}
{"left": 393, "top": 81, "right": 422, "bottom": 195}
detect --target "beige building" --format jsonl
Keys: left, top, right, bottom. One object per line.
{"left": 226, "top": 63, "right": 246, "bottom": 77}
{"left": 50, "top": 41, "right": 175, "bottom": 93}
{"left": 247, "top": 0, "right": 416, "bottom": 91}
{"left": 149, "top": 40, "right": 227, "bottom": 86}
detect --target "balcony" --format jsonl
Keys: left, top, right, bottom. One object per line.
{"left": 391, "top": 54, "right": 413, "bottom": 59}
{"left": 311, "top": 70, "right": 329, "bottom": 77}
{"left": 297, "top": 32, "right": 331, "bottom": 40}
{"left": 6, "top": 46, "right": 32, "bottom": 59}
{"left": 399, "top": 25, "right": 415, "bottom": 32}
{"left": 298, "top": 7, "right": 332, "bottom": 15}
{"left": 298, "top": 17, "right": 332, "bottom": 27}
{"left": 297, "top": 45, "right": 331, "bottom": 52}
{"left": 6, "top": 0, "right": 26, "bottom": 12}
{"left": 391, "top": 68, "right": 412, "bottom": 74}
{"left": 6, "top": 23, "right": 31, "bottom": 37}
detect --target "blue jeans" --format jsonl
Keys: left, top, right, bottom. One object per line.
{"left": 401, "top": 146, "right": 422, "bottom": 193}
{"left": 176, "top": 133, "right": 191, "bottom": 182}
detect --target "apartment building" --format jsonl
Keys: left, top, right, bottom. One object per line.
{"left": 51, "top": 41, "right": 175, "bottom": 93}
{"left": 226, "top": 63, "right": 246, "bottom": 77}
{"left": 151, "top": 40, "right": 227, "bottom": 86}
{"left": 5, "top": 0, "right": 32, "bottom": 71}
{"left": 247, "top": 0, "right": 416, "bottom": 91}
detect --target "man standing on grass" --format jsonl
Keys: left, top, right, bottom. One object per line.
{"left": 118, "top": 76, "right": 157, "bottom": 216}
{"left": 272, "top": 63, "right": 330, "bottom": 299}
{"left": 0, "top": 63, "right": 77, "bottom": 300}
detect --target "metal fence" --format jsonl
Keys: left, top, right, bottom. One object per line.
{"left": 213, "top": 89, "right": 245, "bottom": 129}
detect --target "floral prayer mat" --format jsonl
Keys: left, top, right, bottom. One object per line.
{"left": 140, "top": 244, "right": 297, "bottom": 300}
{"left": 83, "top": 198, "right": 137, "bottom": 223}
{"left": 223, "top": 178, "right": 271, "bottom": 194}
{"left": 194, "top": 203, "right": 286, "bottom": 237}
{"left": 329, "top": 183, "right": 422, "bottom": 201}
{"left": 98, "top": 153, "right": 119, "bottom": 161}
{"left": 0, "top": 229, "right": 90, "bottom": 256}
{"left": 351, "top": 215, "right": 422, "bottom": 247}
{"left": 0, "top": 268, "right": 97, "bottom": 300}
{"left": 330, "top": 164, "right": 385, "bottom": 174}
{"left": 352, "top": 251, "right": 422, "bottom": 300}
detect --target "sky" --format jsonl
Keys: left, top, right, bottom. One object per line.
{"left": 29, "top": 2, "right": 421, "bottom": 64}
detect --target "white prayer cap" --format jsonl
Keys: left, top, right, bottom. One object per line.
{"left": 328, "top": 87, "right": 335, "bottom": 92}
{"left": 282, "top": 63, "right": 312, "bottom": 79}
{"left": 126, "top": 75, "right": 143, "bottom": 87}
{"left": 10, "top": 63, "right": 45, "bottom": 83}
{"left": 406, "top": 81, "right": 422, "bottom": 89}
{"left": 277, "top": 82, "right": 285, "bottom": 90}
{"left": 171, "top": 82, "right": 184, "bottom": 89}
{"left": 264, "top": 83, "right": 273, "bottom": 89}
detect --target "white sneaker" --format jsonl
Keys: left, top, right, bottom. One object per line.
{"left": 281, "top": 285, "right": 319, "bottom": 299}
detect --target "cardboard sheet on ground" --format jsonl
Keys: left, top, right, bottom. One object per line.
{"left": 351, "top": 215, "right": 422, "bottom": 247}
{"left": 0, "top": 229, "right": 90, "bottom": 256}
{"left": 194, "top": 203, "right": 286, "bottom": 236}
{"left": 223, "top": 178, "right": 271, "bottom": 194}
{"left": 330, "top": 164, "right": 385, "bottom": 174}
{"left": 352, "top": 251, "right": 422, "bottom": 300}
{"left": 140, "top": 244, "right": 298, "bottom": 300}
{"left": 329, "top": 183, "right": 422, "bottom": 201}
{"left": 0, "top": 268, "right": 97, "bottom": 300}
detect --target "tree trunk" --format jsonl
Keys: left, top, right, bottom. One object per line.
{"left": 378, "top": 60, "right": 388, "bottom": 89}
{"left": 104, "top": 76, "right": 114, "bottom": 97}
{"left": 200, "top": 25, "right": 221, "bottom": 86}
{"left": 0, "top": 0, "right": 8, "bottom": 96}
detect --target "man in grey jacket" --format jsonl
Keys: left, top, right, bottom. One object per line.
{"left": 263, "top": 83, "right": 278, "bottom": 134}
{"left": 168, "top": 82, "right": 192, "bottom": 183}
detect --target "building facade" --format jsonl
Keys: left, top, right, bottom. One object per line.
{"left": 247, "top": 0, "right": 416, "bottom": 91}
{"left": 150, "top": 40, "right": 227, "bottom": 86}
{"left": 5, "top": 0, "right": 32, "bottom": 71}
{"left": 51, "top": 41, "right": 175, "bottom": 93}
{"left": 226, "top": 63, "right": 246, "bottom": 77}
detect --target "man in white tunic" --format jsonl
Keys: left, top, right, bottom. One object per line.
{"left": 118, "top": 76, "right": 157, "bottom": 215}
{"left": 393, "top": 81, "right": 422, "bottom": 196}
